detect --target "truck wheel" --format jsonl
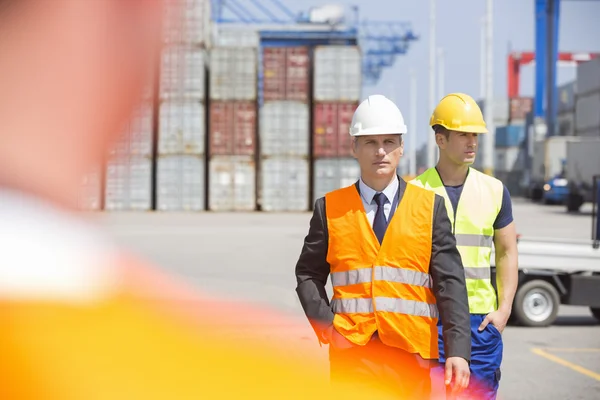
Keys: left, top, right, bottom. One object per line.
{"left": 513, "top": 280, "right": 560, "bottom": 327}
{"left": 591, "top": 308, "right": 600, "bottom": 323}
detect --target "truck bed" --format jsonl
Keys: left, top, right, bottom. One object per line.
{"left": 491, "top": 236, "right": 600, "bottom": 274}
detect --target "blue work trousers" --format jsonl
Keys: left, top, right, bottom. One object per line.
{"left": 435, "top": 314, "right": 503, "bottom": 400}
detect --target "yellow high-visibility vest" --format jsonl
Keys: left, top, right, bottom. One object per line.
{"left": 410, "top": 167, "right": 503, "bottom": 314}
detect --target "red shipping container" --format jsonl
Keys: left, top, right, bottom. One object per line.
{"left": 263, "top": 47, "right": 309, "bottom": 102}
{"left": 313, "top": 102, "right": 358, "bottom": 158}
{"left": 285, "top": 47, "right": 309, "bottom": 101}
{"left": 263, "top": 48, "right": 286, "bottom": 101}
{"left": 509, "top": 97, "right": 533, "bottom": 121}
{"left": 209, "top": 101, "right": 256, "bottom": 156}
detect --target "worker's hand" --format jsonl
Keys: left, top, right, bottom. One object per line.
{"left": 322, "top": 325, "right": 355, "bottom": 350}
{"left": 478, "top": 309, "right": 511, "bottom": 333}
{"left": 320, "top": 324, "right": 335, "bottom": 343}
{"left": 444, "top": 357, "right": 470, "bottom": 395}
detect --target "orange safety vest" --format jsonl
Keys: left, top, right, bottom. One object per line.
{"left": 325, "top": 183, "right": 439, "bottom": 359}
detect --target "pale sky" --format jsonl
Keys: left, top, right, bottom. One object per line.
{"left": 219, "top": 0, "right": 600, "bottom": 148}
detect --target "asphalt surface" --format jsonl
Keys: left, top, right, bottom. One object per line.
{"left": 92, "top": 198, "right": 600, "bottom": 400}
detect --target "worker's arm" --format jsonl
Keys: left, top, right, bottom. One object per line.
{"left": 430, "top": 194, "right": 471, "bottom": 391}
{"left": 480, "top": 186, "right": 518, "bottom": 333}
{"left": 295, "top": 197, "right": 334, "bottom": 343}
{"left": 430, "top": 194, "right": 471, "bottom": 359}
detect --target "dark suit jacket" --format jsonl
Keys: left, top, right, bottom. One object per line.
{"left": 294, "top": 177, "right": 471, "bottom": 361}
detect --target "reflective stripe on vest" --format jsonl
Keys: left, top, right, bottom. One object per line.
{"left": 325, "top": 183, "right": 439, "bottom": 359}
{"left": 331, "top": 266, "right": 433, "bottom": 288}
{"left": 410, "top": 167, "right": 503, "bottom": 314}
{"left": 331, "top": 297, "right": 439, "bottom": 318}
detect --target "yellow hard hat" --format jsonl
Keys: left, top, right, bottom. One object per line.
{"left": 429, "top": 93, "right": 488, "bottom": 133}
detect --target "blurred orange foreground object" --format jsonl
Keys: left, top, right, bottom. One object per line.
{"left": 0, "top": 251, "right": 401, "bottom": 400}
{"left": 0, "top": 0, "right": 407, "bottom": 397}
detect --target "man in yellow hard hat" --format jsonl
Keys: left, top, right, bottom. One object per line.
{"left": 295, "top": 94, "right": 472, "bottom": 399}
{"left": 0, "top": 1, "right": 398, "bottom": 399}
{"left": 410, "top": 93, "right": 519, "bottom": 400}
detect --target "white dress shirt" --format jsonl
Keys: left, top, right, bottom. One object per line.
{"left": 358, "top": 176, "right": 399, "bottom": 227}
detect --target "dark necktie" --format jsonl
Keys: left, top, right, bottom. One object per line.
{"left": 372, "top": 193, "right": 388, "bottom": 244}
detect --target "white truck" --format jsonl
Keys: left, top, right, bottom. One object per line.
{"left": 493, "top": 178, "right": 600, "bottom": 327}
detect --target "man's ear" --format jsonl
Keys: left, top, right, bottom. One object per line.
{"left": 351, "top": 137, "right": 358, "bottom": 159}
{"left": 435, "top": 133, "right": 446, "bottom": 148}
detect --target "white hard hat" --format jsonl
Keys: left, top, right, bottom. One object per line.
{"left": 349, "top": 95, "right": 407, "bottom": 136}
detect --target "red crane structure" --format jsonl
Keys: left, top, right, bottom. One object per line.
{"left": 507, "top": 51, "right": 600, "bottom": 98}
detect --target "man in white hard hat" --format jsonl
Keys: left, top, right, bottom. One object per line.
{"left": 295, "top": 95, "right": 472, "bottom": 398}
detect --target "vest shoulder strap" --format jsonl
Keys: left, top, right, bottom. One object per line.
{"left": 411, "top": 168, "right": 443, "bottom": 190}
{"left": 467, "top": 168, "right": 504, "bottom": 214}
{"left": 325, "top": 184, "right": 363, "bottom": 217}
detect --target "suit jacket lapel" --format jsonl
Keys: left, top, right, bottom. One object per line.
{"left": 397, "top": 177, "right": 407, "bottom": 203}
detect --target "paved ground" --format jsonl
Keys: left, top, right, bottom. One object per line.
{"left": 91, "top": 198, "right": 600, "bottom": 400}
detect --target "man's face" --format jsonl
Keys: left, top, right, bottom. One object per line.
{"left": 437, "top": 130, "right": 479, "bottom": 165}
{"left": 351, "top": 134, "right": 403, "bottom": 178}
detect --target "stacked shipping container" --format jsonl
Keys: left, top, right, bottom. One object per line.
{"left": 157, "top": 99, "right": 206, "bottom": 211}
{"left": 156, "top": 0, "right": 209, "bottom": 211}
{"left": 163, "top": 0, "right": 210, "bottom": 46}
{"left": 575, "top": 57, "right": 600, "bottom": 137}
{"left": 312, "top": 46, "right": 361, "bottom": 204}
{"left": 258, "top": 46, "right": 311, "bottom": 211}
{"left": 568, "top": 58, "right": 600, "bottom": 208}
{"left": 475, "top": 98, "right": 509, "bottom": 171}
{"left": 557, "top": 81, "right": 576, "bottom": 136}
{"left": 209, "top": 46, "right": 257, "bottom": 211}
{"left": 82, "top": 4, "right": 372, "bottom": 213}
{"left": 494, "top": 122, "right": 526, "bottom": 192}
{"left": 213, "top": 26, "right": 260, "bottom": 48}
{"left": 488, "top": 97, "right": 531, "bottom": 185}
{"left": 78, "top": 165, "right": 102, "bottom": 211}
{"left": 104, "top": 101, "right": 154, "bottom": 211}
{"left": 494, "top": 125, "right": 526, "bottom": 171}
{"left": 508, "top": 97, "right": 533, "bottom": 124}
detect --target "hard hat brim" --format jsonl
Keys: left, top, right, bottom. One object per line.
{"left": 432, "top": 123, "right": 488, "bottom": 134}
{"left": 350, "top": 124, "right": 407, "bottom": 136}
{"left": 455, "top": 125, "right": 488, "bottom": 134}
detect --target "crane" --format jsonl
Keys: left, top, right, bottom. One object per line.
{"left": 210, "top": 0, "right": 418, "bottom": 85}
{"left": 534, "top": 0, "right": 561, "bottom": 138}
{"left": 533, "top": 0, "right": 600, "bottom": 138}
{"left": 508, "top": 51, "right": 600, "bottom": 99}
{"left": 360, "top": 21, "right": 418, "bottom": 85}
